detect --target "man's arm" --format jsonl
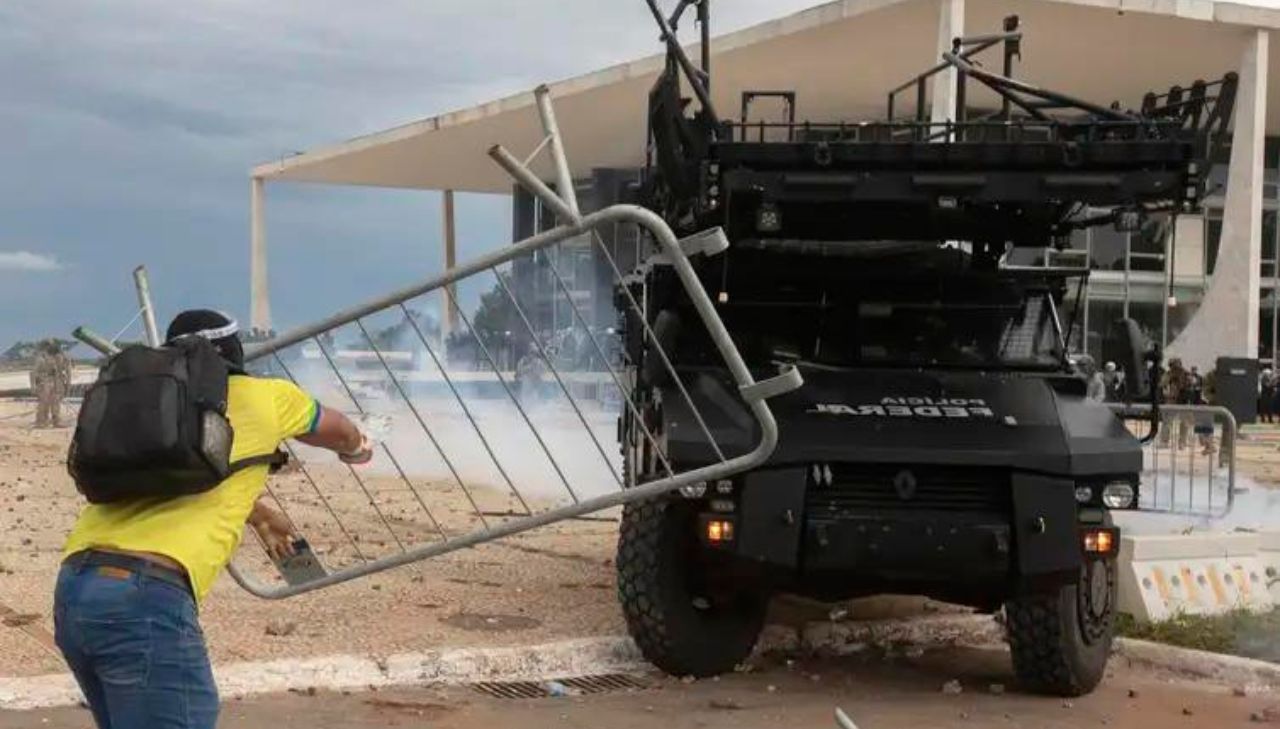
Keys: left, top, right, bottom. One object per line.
{"left": 295, "top": 406, "right": 374, "bottom": 464}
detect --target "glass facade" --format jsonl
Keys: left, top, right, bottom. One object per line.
{"left": 1014, "top": 135, "right": 1280, "bottom": 366}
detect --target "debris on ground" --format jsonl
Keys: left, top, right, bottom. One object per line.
{"left": 987, "top": 683, "right": 1006, "bottom": 695}
{"left": 363, "top": 697, "right": 453, "bottom": 717}
{"left": 941, "top": 679, "right": 963, "bottom": 695}
{"left": 1252, "top": 706, "right": 1280, "bottom": 723}
{"left": 544, "top": 680, "right": 574, "bottom": 698}
{"left": 1, "top": 613, "right": 40, "bottom": 628}
{"left": 709, "top": 698, "right": 743, "bottom": 711}
{"left": 265, "top": 619, "right": 298, "bottom": 637}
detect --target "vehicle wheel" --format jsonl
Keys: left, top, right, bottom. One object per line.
{"left": 1004, "top": 555, "right": 1117, "bottom": 697}
{"left": 616, "top": 498, "right": 767, "bottom": 677}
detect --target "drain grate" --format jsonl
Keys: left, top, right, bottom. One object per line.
{"left": 472, "top": 673, "right": 648, "bottom": 700}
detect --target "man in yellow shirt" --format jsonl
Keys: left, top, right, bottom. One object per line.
{"left": 55, "top": 309, "right": 373, "bottom": 729}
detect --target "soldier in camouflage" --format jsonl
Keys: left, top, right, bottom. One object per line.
{"left": 31, "top": 339, "right": 71, "bottom": 428}
{"left": 1159, "top": 357, "right": 1192, "bottom": 449}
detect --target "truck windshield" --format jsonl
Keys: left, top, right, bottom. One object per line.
{"left": 846, "top": 292, "right": 1063, "bottom": 368}
{"left": 792, "top": 287, "right": 1065, "bottom": 370}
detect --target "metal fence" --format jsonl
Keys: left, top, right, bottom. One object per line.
{"left": 71, "top": 87, "right": 800, "bottom": 600}
{"left": 1110, "top": 403, "right": 1237, "bottom": 519}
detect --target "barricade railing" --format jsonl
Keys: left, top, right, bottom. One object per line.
{"left": 78, "top": 86, "right": 801, "bottom": 599}
{"left": 1109, "top": 403, "right": 1237, "bottom": 519}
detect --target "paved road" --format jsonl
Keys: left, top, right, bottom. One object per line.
{"left": 6, "top": 646, "right": 1275, "bottom": 728}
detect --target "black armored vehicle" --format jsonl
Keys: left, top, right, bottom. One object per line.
{"left": 615, "top": 2, "right": 1236, "bottom": 696}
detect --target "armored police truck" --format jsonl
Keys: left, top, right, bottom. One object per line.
{"left": 615, "top": 2, "right": 1235, "bottom": 696}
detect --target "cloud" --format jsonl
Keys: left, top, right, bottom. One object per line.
{"left": 0, "top": 250, "right": 62, "bottom": 272}
{"left": 0, "top": 0, "right": 827, "bottom": 346}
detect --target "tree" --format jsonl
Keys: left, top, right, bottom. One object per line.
{"left": 367, "top": 308, "right": 440, "bottom": 351}
{"left": 1, "top": 338, "right": 79, "bottom": 363}
{"left": 470, "top": 276, "right": 522, "bottom": 350}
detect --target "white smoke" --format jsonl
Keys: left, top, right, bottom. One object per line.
{"left": 271, "top": 323, "right": 624, "bottom": 518}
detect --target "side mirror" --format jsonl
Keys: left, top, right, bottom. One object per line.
{"left": 1111, "top": 318, "right": 1154, "bottom": 401}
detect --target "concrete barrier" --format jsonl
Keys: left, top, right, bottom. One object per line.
{"left": 1118, "top": 533, "right": 1272, "bottom": 622}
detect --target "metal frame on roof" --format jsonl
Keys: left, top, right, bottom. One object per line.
{"left": 250, "top": 0, "right": 1280, "bottom": 192}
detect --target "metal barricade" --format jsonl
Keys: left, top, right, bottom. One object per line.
{"left": 70, "top": 87, "right": 800, "bottom": 600}
{"left": 1109, "top": 403, "right": 1237, "bottom": 519}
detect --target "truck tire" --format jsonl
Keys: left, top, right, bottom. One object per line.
{"left": 1004, "top": 555, "right": 1117, "bottom": 697}
{"left": 616, "top": 498, "right": 766, "bottom": 677}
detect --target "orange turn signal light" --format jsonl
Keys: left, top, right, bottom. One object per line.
{"left": 707, "top": 519, "right": 735, "bottom": 543}
{"left": 1083, "top": 528, "right": 1115, "bottom": 555}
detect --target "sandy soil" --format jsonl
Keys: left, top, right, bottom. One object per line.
{"left": 0, "top": 398, "right": 629, "bottom": 677}
{"left": 8, "top": 645, "right": 1279, "bottom": 728}
{"left": 7, "top": 392, "right": 1280, "bottom": 683}
{"left": 0, "top": 394, "right": 962, "bottom": 680}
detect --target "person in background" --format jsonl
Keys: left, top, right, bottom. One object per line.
{"left": 1261, "top": 368, "right": 1276, "bottom": 424}
{"left": 1102, "top": 361, "right": 1124, "bottom": 402}
{"left": 1272, "top": 372, "right": 1280, "bottom": 425}
{"left": 1079, "top": 355, "right": 1106, "bottom": 403}
{"left": 1160, "top": 358, "right": 1191, "bottom": 448}
{"left": 1187, "top": 365, "right": 1214, "bottom": 455}
{"left": 1187, "top": 365, "right": 1206, "bottom": 405}
{"left": 53, "top": 310, "right": 375, "bottom": 729}
{"left": 31, "top": 339, "right": 72, "bottom": 428}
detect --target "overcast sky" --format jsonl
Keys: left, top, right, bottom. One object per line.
{"left": 0, "top": 0, "right": 831, "bottom": 349}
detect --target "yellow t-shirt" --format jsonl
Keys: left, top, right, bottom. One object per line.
{"left": 64, "top": 375, "right": 319, "bottom": 603}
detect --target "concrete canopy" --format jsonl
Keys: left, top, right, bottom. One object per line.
{"left": 252, "top": 0, "right": 1280, "bottom": 194}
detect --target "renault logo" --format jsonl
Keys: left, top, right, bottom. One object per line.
{"left": 893, "top": 470, "right": 918, "bottom": 500}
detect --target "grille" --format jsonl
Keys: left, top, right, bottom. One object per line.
{"left": 808, "top": 464, "right": 1010, "bottom": 514}
{"left": 472, "top": 673, "right": 648, "bottom": 700}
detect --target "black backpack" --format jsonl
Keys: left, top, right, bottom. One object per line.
{"left": 68, "top": 336, "right": 284, "bottom": 504}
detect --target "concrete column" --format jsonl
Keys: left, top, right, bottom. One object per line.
{"left": 930, "top": 0, "right": 964, "bottom": 125}
{"left": 249, "top": 176, "right": 271, "bottom": 334}
{"left": 1168, "top": 29, "right": 1268, "bottom": 370}
{"left": 442, "top": 189, "right": 458, "bottom": 339}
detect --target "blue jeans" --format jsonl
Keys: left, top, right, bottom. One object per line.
{"left": 53, "top": 561, "right": 219, "bottom": 729}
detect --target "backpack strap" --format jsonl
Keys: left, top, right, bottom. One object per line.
{"left": 228, "top": 450, "right": 289, "bottom": 475}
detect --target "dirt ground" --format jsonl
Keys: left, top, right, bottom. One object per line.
{"left": 1236, "top": 425, "right": 1280, "bottom": 485}
{"left": 0, "top": 397, "right": 947, "bottom": 678}
{"left": 9, "top": 394, "right": 1280, "bottom": 727}
{"left": 0, "top": 397, "right": 633, "bottom": 677}
{"left": 7, "top": 645, "right": 1280, "bottom": 728}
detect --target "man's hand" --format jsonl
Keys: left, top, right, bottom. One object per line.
{"left": 338, "top": 434, "right": 375, "bottom": 465}
{"left": 248, "top": 500, "right": 297, "bottom": 563}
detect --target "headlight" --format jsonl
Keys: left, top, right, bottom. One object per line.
{"left": 1074, "top": 485, "right": 1094, "bottom": 504}
{"left": 1101, "top": 481, "right": 1136, "bottom": 509}
{"left": 679, "top": 482, "right": 707, "bottom": 499}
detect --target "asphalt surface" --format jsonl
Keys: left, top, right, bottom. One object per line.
{"left": 5, "top": 645, "right": 1277, "bottom": 728}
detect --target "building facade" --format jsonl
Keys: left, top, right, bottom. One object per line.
{"left": 250, "top": 0, "right": 1280, "bottom": 376}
